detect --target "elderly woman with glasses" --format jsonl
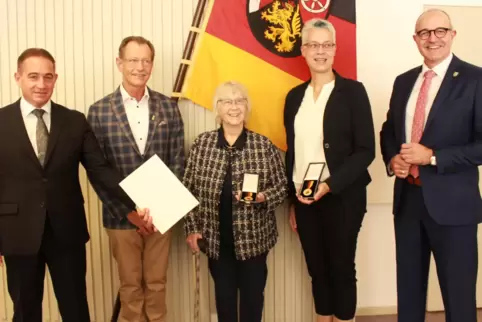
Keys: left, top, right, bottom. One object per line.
{"left": 284, "top": 19, "right": 375, "bottom": 322}
{"left": 183, "top": 81, "right": 288, "bottom": 322}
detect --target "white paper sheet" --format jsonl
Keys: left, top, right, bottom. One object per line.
{"left": 119, "top": 154, "right": 199, "bottom": 234}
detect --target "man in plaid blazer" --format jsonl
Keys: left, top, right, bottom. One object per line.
{"left": 87, "top": 36, "right": 184, "bottom": 322}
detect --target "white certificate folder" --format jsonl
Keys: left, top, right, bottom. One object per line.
{"left": 119, "top": 154, "right": 199, "bottom": 234}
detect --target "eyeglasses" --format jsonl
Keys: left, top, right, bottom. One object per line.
{"left": 218, "top": 98, "right": 247, "bottom": 106}
{"left": 303, "top": 42, "right": 336, "bottom": 51}
{"left": 123, "top": 58, "right": 153, "bottom": 66}
{"left": 416, "top": 27, "right": 451, "bottom": 40}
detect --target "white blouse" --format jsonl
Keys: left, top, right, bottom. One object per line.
{"left": 293, "top": 81, "right": 334, "bottom": 193}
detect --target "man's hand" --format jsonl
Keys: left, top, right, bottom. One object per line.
{"left": 127, "top": 208, "right": 157, "bottom": 236}
{"left": 0, "top": 254, "right": 3, "bottom": 267}
{"left": 186, "top": 233, "right": 203, "bottom": 253}
{"left": 297, "top": 182, "right": 330, "bottom": 205}
{"left": 390, "top": 154, "right": 411, "bottom": 179}
{"left": 400, "top": 143, "right": 433, "bottom": 165}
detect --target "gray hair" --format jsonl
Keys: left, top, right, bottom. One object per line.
{"left": 212, "top": 81, "right": 252, "bottom": 125}
{"left": 301, "top": 18, "right": 336, "bottom": 44}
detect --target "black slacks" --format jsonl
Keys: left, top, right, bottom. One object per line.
{"left": 4, "top": 216, "right": 90, "bottom": 322}
{"left": 395, "top": 182, "right": 478, "bottom": 322}
{"left": 295, "top": 192, "right": 365, "bottom": 320}
{"left": 208, "top": 249, "right": 268, "bottom": 322}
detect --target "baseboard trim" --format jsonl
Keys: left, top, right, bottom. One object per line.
{"left": 356, "top": 306, "right": 397, "bottom": 316}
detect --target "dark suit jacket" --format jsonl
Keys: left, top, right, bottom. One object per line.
{"left": 380, "top": 55, "right": 482, "bottom": 225}
{"left": 284, "top": 72, "right": 375, "bottom": 209}
{"left": 0, "top": 100, "right": 136, "bottom": 255}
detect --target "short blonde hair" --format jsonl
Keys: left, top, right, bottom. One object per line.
{"left": 301, "top": 18, "right": 336, "bottom": 44}
{"left": 213, "top": 81, "right": 252, "bottom": 125}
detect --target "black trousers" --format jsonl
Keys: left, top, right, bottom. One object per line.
{"left": 295, "top": 193, "right": 365, "bottom": 320}
{"left": 4, "top": 216, "right": 90, "bottom": 322}
{"left": 395, "top": 183, "right": 478, "bottom": 322}
{"left": 208, "top": 249, "right": 268, "bottom": 322}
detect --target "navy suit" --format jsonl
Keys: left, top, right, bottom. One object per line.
{"left": 380, "top": 55, "right": 482, "bottom": 322}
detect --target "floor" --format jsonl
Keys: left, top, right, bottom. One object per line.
{"left": 356, "top": 310, "right": 482, "bottom": 321}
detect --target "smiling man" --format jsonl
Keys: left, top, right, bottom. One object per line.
{"left": 87, "top": 36, "right": 184, "bottom": 322}
{"left": 0, "top": 48, "right": 144, "bottom": 322}
{"left": 380, "top": 9, "right": 482, "bottom": 322}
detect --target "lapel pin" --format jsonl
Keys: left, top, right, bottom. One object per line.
{"left": 453, "top": 71, "right": 459, "bottom": 77}
{"left": 151, "top": 115, "right": 155, "bottom": 121}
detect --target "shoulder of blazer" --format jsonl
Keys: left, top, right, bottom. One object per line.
{"left": 51, "top": 102, "right": 86, "bottom": 122}
{"left": 89, "top": 88, "right": 119, "bottom": 111}
{"left": 0, "top": 99, "right": 21, "bottom": 116}
{"left": 454, "top": 56, "right": 482, "bottom": 78}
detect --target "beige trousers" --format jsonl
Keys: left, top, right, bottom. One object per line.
{"left": 107, "top": 229, "right": 172, "bottom": 322}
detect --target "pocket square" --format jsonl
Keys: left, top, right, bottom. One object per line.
{"left": 158, "top": 120, "right": 167, "bottom": 126}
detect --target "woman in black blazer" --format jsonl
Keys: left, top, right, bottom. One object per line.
{"left": 283, "top": 19, "right": 375, "bottom": 322}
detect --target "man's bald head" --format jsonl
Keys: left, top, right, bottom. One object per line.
{"left": 415, "top": 8, "right": 453, "bottom": 33}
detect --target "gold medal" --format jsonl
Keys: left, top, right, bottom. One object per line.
{"left": 302, "top": 181, "right": 314, "bottom": 196}
{"left": 243, "top": 192, "right": 254, "bottom": 201}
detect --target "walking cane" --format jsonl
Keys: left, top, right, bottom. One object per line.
{"left": 193, "top": 238, "right": 207, "bottom": 322}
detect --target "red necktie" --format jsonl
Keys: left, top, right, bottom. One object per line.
{"left": 410, "top": 70, "right": 436, "bottom": 177}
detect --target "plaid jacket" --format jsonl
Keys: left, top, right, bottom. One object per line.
{"left": 183, "top": 129, "right": 288, "bottom": 260}
{"left": 87, "top": 87, "right": 185, "bottom": 229}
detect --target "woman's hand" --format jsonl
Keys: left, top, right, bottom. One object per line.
{"left": 186, "top": 233, "right": 203, "bottom": 253}
{"left": 289, "top": 204, "right": 297, "bottom": 233}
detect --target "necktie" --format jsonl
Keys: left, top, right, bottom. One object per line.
{"left": 410, "top": 70, "right": 436, "bottom": 177}
{"left": 32, "top": 109, "right": 49, "bottom": 166}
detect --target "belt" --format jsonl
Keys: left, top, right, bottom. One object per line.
{"left": 406, "top": 175, "right": 422, "bottom": 186}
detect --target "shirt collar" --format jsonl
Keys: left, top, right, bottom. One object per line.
{"left": 217, "top": 126, "right": 247, "bottom": 150}
{"left": 421, "top": 52, "right": 453, "bottom": 79}
{"left": 20, "top": 97, "right": 51, "bottom": 118}
{"left": 119, "top": 83, "right": 149, "bottom": 103}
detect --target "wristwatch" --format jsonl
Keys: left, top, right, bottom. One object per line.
{"left": 430, "top": 155, "right": 437, "bottom": 166}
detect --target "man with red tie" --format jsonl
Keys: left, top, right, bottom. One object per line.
{"left": 380, "top": 8, "right": 482, "bottom": 322}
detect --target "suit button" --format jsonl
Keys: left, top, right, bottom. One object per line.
{"left": 324, "top": 143, "right": 330, "bottom": 149}
{"left": 42, "top": 178, "right": 48, "bottom": 183}
{"left": 40, "top": 202, "right": 45, "bottom": 208}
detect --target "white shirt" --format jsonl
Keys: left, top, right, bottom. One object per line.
{"left": 120, "top": 84, "right": 150, "bottom": 154}
{"left": 293, "top": 81, "right": 334, "bottom": 193}
{"left": 405, "top": 53, "right": 453, "bottom": 142}
{"left": 20, "top": 97, "right": 51, "bottom": 156}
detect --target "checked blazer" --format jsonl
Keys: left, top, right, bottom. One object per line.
{"left": 183, "top": 129, "right": 288, "bottom": 260}
{"left": 87, "top": 86, "right": 185, "bottom": 229}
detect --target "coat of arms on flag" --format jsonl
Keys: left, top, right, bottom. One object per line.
{"left": 173, "top": 0, "right": 356, "bottom": 150}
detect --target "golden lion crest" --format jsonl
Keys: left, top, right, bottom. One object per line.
{"left": 261, "top": 1, "right": 302, "bottom": 53}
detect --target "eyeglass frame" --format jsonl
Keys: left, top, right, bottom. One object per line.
{"left": 302, "top": 42, "right": 336, "bottom": 51}
{"left": 415, "top": 27, "right": 452, "bottom": 40}
{"left": 122, "top": 58, "right": 153, "bottom": 66}
{"left": 217, "top": 98, "right": 248, "bottom": 106}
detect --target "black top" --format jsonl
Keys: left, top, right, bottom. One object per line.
{"left": 217, "top": 127, "right": 247, "bottom": 256}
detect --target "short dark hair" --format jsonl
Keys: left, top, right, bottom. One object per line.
{"left": 118, "top": 36, "right": 155, "bottom": 61}
{"left": 17, "top": 48, "right": 56, "bottom": 70}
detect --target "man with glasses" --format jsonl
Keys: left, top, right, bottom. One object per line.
{"left": 87, "top": 36, "right": 185, "bottom": 322}
{"left": 380, "top": 9, "right": 482, "bottom": 322}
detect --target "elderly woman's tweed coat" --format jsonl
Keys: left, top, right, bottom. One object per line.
{"left": 183, "top": 129, "right": 288, "bottom": 260}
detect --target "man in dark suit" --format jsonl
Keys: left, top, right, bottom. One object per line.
{"left": 0, "top": 48, "right": 150, "bottom": 322}
{"left": 380, "top": 9, "right": 482, "bottom": 322}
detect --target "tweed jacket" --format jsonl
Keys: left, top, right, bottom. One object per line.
{"left": 183, "top": 128, "right": 288, "bottom": 260}
{"left": 87, "top": 86, "right": 185, "bottom": 229}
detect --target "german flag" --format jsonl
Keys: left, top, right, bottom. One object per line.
{"left": 180, "top": 0, "right": 356, "bottom": 150}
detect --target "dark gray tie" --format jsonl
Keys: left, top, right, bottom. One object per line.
{"left": 31, "top": 109, "right": 49, "bottom": 166}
